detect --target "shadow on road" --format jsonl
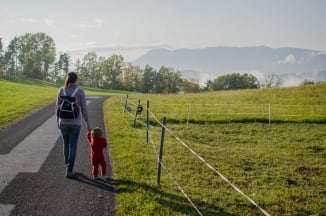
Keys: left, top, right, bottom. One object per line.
{"left": 73, "top": 172, "right": 116, "bottom": 193}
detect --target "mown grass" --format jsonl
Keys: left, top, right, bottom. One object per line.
{"left": 0, "top": 77, "right": 128, "bottom": 128}
{"left": 105, "top": 84, "right": 326, "bottom": 215}
{"left": 0, "top": 78, "right": 58, "bottom": 128}
{"left": 136, "top": 83, "right": 326, "bottom": 123}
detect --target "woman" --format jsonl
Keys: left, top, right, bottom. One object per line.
{"left": 56, "top": 72, "right": 91, "bottom": 178}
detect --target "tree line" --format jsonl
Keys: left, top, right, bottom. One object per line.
{"left": 0, "top": 32, "right": 273, "bottom": 93}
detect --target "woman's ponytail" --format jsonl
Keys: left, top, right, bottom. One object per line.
{"left": 64, "top": 72, "right": 78, "bottom": 88}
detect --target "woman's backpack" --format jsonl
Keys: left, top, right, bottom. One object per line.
{"left": 57, "top": 87, "right": 80, "bottom": 119}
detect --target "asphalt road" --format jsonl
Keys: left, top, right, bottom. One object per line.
{"left": 0, "top": 96, "right": 116, "bottom": 216}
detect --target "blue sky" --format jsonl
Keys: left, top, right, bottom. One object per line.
{"left": 1, "top": 0, "right": 325, "bottom": 61}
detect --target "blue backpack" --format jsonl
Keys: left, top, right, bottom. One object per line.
{"left": 57, "top": 87, "right": 80, "bottom": 119}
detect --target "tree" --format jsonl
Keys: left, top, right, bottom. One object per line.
{"left": 3, "top": 36, "right": 20, "bottom": 77}
{"left": 154, "top": 67, "right": 168, "bottom": 93}
{"left": 142, "top": 65, "right": 156, "bottom": 93}
{"left": 103, "top": 54, "right": 124, "bottom": 90}
{"left": 2, "top": 33, "right": 56, "bottom": 79}
{"left": 0, "top": 38, "right": 4, "bottom": 76}
{"left": 51, "top": 52, "right": 71, "bottom": 82}
{"left": 122, "top": 63, "right": 143, "bottom": 92}
{"left": 301, "top": 79, "right": 315, "bottom": 86}
{"left": 80, "top": 52, "right": 98, "bottom": 87}
{"left": 166, "top": 67, "right": 182, "bottom": 93}
{"left": 60, "top": 52, "right": 70, "bottom": 75}
{"left": 182, "top": 78, "right": 200, "bottom": 93}
{"left": 260, "top": 74, "right": 283, "bottom": 88}
{"left": 212, "top": 73, "right": 260, "bottom": 90}
{"left": 19, "top": 33, "right": 56, "bottom": 79}
{"left": 204, "top": 79, "right": 214, "bottom": 91}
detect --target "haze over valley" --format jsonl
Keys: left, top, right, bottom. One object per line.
{"left": 133, "top": 46, "right": 326, "bottom": 86}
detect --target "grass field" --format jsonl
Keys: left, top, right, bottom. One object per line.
{"left": 105, "top": 84, "right": 326, "bottom": 215}
{"left": 0, "top": 77, "right": 128, "bottom": 128}
{"left": 1, "top": 78, "right": 325, "bottom": 215}
{"left": 0, "top": 78, "right": 58, "bottom": 128}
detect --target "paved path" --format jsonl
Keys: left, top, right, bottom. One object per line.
{"left": 0, "top": 96, "right": 115, "bottom": 216}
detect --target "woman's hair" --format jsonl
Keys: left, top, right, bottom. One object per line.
{"left": 91, "top": 127, "right": 103, "bottom": 138}
{"left": 64, "top": 72, "right": 78, "bottom": 88}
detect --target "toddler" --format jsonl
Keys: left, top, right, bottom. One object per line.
{"left": 86, "top": 127, "right": 108, "bottom": 179}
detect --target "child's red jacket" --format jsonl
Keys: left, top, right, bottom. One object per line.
{"left": 86, "top": 131, "right": 107, "bottom": 163}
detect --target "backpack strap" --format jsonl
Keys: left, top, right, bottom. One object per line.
{"left": 61, "top": 87, "right": 79, "bottom": 97}
{"left": 71, "top": 87, "right": 80, "bottom": 97}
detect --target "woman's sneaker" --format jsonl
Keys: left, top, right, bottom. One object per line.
{"left": 66, "top": 171, "right": 74, "bottom": 179}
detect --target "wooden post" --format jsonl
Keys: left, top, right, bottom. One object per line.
{"left": 157, "top": 116, "right": 167, "bottom": 185}
{"left": 133, "top": 99, "right": 140, "bottom": 127}
{"left": 124, "top": 94, "right": 128, "bottom": 112}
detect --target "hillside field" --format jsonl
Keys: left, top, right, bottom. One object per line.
{"left": 0, "top": 77, "right": 127, "bottom": 128}
{"left": 105, "top": 83, "right": 326, "bottom": 215}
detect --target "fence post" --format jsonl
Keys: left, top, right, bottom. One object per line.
{"left": 187, "top": 103, "right": 192, "bottom": 126}
{"left": 157, "top": 116, "right": 167, "bottom": 185}
{"left": 269, "top": 104, "right": 271, "bottom": 124}
{"left": 124, "top": 94, "right": 128, "bottom": 112}
{"left": 133, "top": 99, "right": 140, "bottom": 127}
{"left": 146, "top": 100, "right": 149, "bottom": 144}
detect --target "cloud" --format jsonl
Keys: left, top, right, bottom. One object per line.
{"left": 77, "top": 18, "right": 104, "bottom": 28}
{"left": 278, "top": 54, "right": 297, "bottom": 64}
{"left": 160, "top": 27, "right": 168, "bottom": 34}
{"left": 62, "top": 43, "right": 172, "bottom": 62}
{"left": 19, "top": 17, "right": 55, "bottom": 27}
{"left": 44, "top": 19, "right": 55, "bottom": 27}
{"left": 20, "top": 17, "right": 38, "bottom": 24}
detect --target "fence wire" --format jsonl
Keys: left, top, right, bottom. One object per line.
{"left": 126, "top": 98, "right": 271, "bottom": 215}
{"left": 148, "top": 109, "right": 271, "bottom": 216}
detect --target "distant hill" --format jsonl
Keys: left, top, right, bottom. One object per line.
{"left": 133, "top": 46, "right": 326, "bottom": 86}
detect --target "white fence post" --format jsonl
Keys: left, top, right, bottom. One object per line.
{"left": 187, "top": 103, "right": 192, "bottom": 126}
{"left": 269, "top": 103, "right": 271, "bottom": 124}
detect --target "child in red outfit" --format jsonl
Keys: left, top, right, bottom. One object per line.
{"left": 86, "top": 127, "right": 108, "bottom": 179}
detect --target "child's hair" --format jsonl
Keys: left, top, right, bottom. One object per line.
{"left": 91, "top": 127, "right": 103, "bottom": 138}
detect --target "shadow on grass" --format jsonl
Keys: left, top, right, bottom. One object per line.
{"left": 113, "top": 178, "right": 236, "bottom": 216}
{"left": 134, "top": 118, "right": 326, "bottom": 127}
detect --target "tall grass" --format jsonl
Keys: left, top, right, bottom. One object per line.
{"left": 105, "top": 83, "right": 326, "bottom": 215}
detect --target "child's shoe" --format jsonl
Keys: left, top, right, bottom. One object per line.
{"left": 93, "top": 175, "right": 98, "bottom": 180}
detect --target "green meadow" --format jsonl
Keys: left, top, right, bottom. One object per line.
{"left": 106, "top": 83, "right": 326, "bottom": 215}
{"left": 1, "top": 78, "right": 325, "bottom": 215}
{"left": 0, "top": 78, "right": 58, "bottom": 128}
{"left": 0, "top": 77, "right": 127, "bottom": 128}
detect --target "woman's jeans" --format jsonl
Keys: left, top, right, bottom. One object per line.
{"left": 60, "top": 124, "right": 81, "bottom": 172}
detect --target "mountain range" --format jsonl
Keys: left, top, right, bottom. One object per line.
{"left": 133, "top": 46, "right": 326, "bottom": 86}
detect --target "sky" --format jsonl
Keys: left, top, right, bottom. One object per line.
{"left": 1, "top": 0, "right": 326, "bottom": 62}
